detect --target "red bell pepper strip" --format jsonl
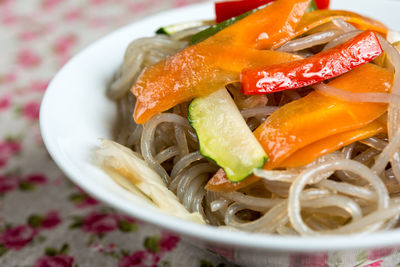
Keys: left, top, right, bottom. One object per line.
{"left": 315, "top": 0, "right": 329, "bottom": 9}
{"left": 241, "top": 30, "right": 383, "bottom": 95}
{"left": 215, "top": 0, "right": 275, "bottom": 23}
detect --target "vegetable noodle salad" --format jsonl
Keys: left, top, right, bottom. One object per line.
{"left": 97, "top": 0, "right": 400, "bottom": 235}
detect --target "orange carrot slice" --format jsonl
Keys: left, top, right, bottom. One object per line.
{"left": 212, "top": 0, "right": 311, "bottom": 49}
{"left": 280, "top": 119, "right": 386, "bottom": 167}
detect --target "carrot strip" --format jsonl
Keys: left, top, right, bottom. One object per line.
{"left": 280, "top": 119, "right": 386, "bottom": 167}
{"left": 212, "top": 0, "right": 311, "bottom": 49}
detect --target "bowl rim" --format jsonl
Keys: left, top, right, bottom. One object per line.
{"left": 40, "top": 0, "right": 400, "bottom": 252}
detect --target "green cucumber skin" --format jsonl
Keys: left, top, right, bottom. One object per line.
{"left": 188, "top": 95, "right": 268, "bottom": 183}
{"left": 227, "top": 156, "right": 268, "bottom": 183}
{"left": 306, "top": 0, "right": 318, "bottom": 13}
{"left": 156, "top": 28, "right": 169, "bottom": 35}
{"left": 156, "top": 20, "right": 215, "bottom": 36}
{"left": 189, "top": 8, "right": 256, "bottom": 45}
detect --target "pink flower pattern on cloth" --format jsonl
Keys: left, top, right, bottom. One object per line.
{"left": 0, "top": 0, "right": 233, "bottom": 266}
{"left": 1, "top": 0, "right": 400, "bottom": 266}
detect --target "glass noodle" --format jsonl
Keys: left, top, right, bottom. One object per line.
{"left": 97, "top": 18, "right": 400, "bottom": 236}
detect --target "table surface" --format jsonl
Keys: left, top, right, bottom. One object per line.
{"left": 0, "top": 0, "right": 235, "bottom": 266}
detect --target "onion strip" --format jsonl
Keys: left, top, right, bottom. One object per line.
{"left": 313, "top": 83, "right": 395, "bottom": 103}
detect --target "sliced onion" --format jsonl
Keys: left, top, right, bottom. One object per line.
{"left": 313, "top": 83, "right": 395, "bottom": 103}
{"left": 323, "top": 31, "right": 360, "bottom": 51}
{"left": 332, "top": 18, "right": 357, "bottom": 32}
{"left": 277, "top": 30, "right": 342, "bottom": 52}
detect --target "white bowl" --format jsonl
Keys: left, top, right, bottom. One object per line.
{"left": 40, "top": 1, "right": 400, "bottom": 266}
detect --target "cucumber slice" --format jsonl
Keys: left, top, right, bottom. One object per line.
{"left": 306, "top": 0, "right": 318, "bottom": 13}
{"left": 156, "top": 20, "right": 214, "bottom": 36}
{"left": 188, "top": 89, "right": 268, "bottom": 182}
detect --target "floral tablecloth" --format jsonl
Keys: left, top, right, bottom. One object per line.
{"left": 0, "top": 0, "right": 234, "bottom": 266}
{"left": 2, "top": 0, "right": 400, "bottom": 267}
